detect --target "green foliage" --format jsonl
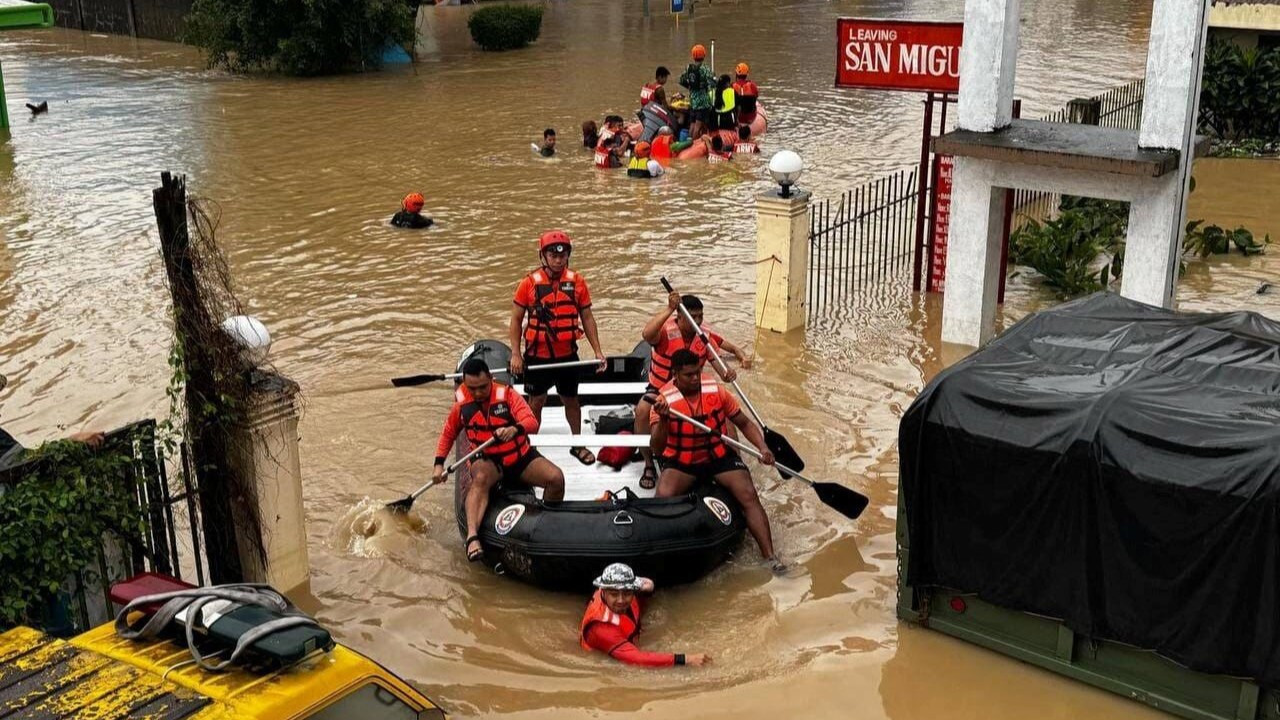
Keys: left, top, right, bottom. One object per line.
{"left": 1010, "top": 197, "right": 1129, "bottom": 298}
{"left": 1183, "top": 220, "right": 1272, "bottom": 257}
{"left": 183, "top": 0, "right": 415, "bottom": 76}
{"left": 1198, "top": 37, "right": 1280, "bottom": 146}
{"left": 0, "top": 440, "right": 144, "bottom": 629}
{"left": 467, "top": 4, "right": 544, "bottom": 52}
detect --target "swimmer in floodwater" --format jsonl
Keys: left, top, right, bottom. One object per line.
{"left": 390, "top": 192, "right": 434, "bottom": 229}
{"left": 538, "top": 128, "right": 557, "bottom": 157}
{"left": 580, "top": 563, "right": 711, "bottom": 668}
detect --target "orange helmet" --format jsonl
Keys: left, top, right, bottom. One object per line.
{"left": 634, "top": 141, "right": 652, "bottom": 158}
{"left": 735, "top": 62, "right": 749, "bottom": 76}
{"left": 691, "top": 44, "right": 707, "bottom": 60}
{"left": 402, "top": 192, "right": 425, "bottom": 213}
{"left": 539, "top": 230, "right": 572, "bottom": 254}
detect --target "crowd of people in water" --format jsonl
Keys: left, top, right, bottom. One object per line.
{"left": 580, "top": 44, "right": 762, "bottom": 177}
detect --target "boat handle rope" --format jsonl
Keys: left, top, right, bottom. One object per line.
{"left": 114, "top": 584, "right": 323, "bottom": 672}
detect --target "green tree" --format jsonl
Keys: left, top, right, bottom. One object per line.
{"left": 184, "top": 0, "right": 415, "bottom": 76}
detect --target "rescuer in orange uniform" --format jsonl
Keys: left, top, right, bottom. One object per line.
{"left": 508, "top": 231, "right": 607, "bottom": 466}
{"left": 580, "top": 563, "right": 710, "bottom": 667}
{"left": 652, "top": 349, "right": 783, "bottom": 572}
{"left": 434, "top": 358, "right": 565, "bottom": 562}
{"left": 634, "top": 290, "right": 750, "bottom": 488}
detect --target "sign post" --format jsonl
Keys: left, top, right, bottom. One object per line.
{"left": 834, "top": 17, "right": 963, "bottom": 294}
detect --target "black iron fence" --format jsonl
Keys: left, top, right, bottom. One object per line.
{"left": 0, "top": 419, "right": 207, "bottom": 633}
{"left": 1011, "top": 79, "right": 1146, "bottom": 224}
{"left": 807, "top": 168, "right": 918, "bottom": 318}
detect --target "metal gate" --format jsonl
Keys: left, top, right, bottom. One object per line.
{"left": 807, "top": 167, "right": 918, "bottom": 318}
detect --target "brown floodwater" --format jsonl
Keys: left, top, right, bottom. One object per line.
{"left": 2, "top": 0, "right": 1278, "bottom": 716}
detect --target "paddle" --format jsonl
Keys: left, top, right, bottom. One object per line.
{"left": 386, "top": 437, "right": 497, "bottom": 513}
{"left": 660, "top": 277, "right": 806, "bottom": 476}
{"left": 666, "top": 408, "right": 868, "bottom": 520}
{"left": 390, "top": 358, "right": 602, "bottom": 388}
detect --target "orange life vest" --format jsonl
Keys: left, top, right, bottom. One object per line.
{"left": 659, "top": 379, "right": 730, "bottom": 465}
{"left": 579, "top": 589, "right": 642, "bottom": 651}
{"left": 640, "top": 82, "right": 660, "bottom": 107}
{"left": 594, "top": 143, "right": 614, "bottom": 169}
{"left": 652, "top": 135, "right": 673, "bottom": 163}
{"left": 732, "top": 80, "right": 759, "bottom": 121}
{"left": 649, "top": 317, "right": 714, "bottom": 388}
{"left": 455, "top": 383, "right": 530, "bottom": 467}
{"left": 522, "top": 268, "right": 585, "bottom": 359}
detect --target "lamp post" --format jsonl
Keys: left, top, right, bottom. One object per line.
{"left": 768, "top": 150, "right": 804, "bottom": 199}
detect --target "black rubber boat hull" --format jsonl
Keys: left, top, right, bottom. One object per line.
{"left": 450, "top": 339, "right": 748, "bottom": 591}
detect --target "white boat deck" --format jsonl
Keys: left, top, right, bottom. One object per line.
{"left": 532, "top": 404, "right": 655, "bottom": 502}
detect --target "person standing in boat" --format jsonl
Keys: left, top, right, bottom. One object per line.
{"left": 651, "top": 350, "right": 785, "bottom": 573}
{"left": 634, "top": 291, "right": 750, "bottom": 489}
{"left": 581, "top": 563, "right": 710, "bottom": 667}
{"left": 679, "top": 44, "right": 716, "bottom": 130}
{"left": 508, "top": 231, "right": 607, "bottom": 466}
{"left": 731, "top": 63, "right": 759, "bottom": 129}
{"left": 433, "top": 359, "right": 566, "bottom": 562}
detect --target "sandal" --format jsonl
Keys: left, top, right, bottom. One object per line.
{"left": 465, "top": 535, "right": 484, "bottom": 562}
{"left": 639, "top": 465, "right": 657, "bottom": 490}
{"left": 569, "top": 446, "right": 596, "bottom": 466}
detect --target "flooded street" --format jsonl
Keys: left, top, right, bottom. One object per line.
{"left": 2, "top": 0, "right": 1278, "bottom": 716}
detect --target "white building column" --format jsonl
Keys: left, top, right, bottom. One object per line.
{"left": 956, "top": 0, "right": 1021, "bottom": 132}
{"left": 755, "top": 190, "right": 811, "bottom": 333}
{"left": 941, "top": 158, "right": 1008, "bottom": 347}
{"left": 1122, "top": 0, "right": 1212, "bottom": 307}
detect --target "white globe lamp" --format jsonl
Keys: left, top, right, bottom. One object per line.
{"left": 768, "top": 150, "right": 804, "bottom": 198}
{"left": 222, "top": 315, "right": 272, "bottom": 368}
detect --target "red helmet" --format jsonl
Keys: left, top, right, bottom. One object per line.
{"left": 402, "top": 192, "right": 425, "bottom": 213}
{"left": 691, "top": 44, "right": 707, "bottom": 60}
{"left": 539, "top": 230, "right": 572, "bottom": 254}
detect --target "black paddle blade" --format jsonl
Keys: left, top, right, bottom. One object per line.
{"left": 764, "top": 427, "right": 804, "bottom": 477}
{"left": 385, "top": 497, "right": 415, "bottom": 513}
{"left": 390, "top": 373, "right": 447, "bottom": 387}
{"left": 812, "top": 482, "right": 869, "bottom": 520}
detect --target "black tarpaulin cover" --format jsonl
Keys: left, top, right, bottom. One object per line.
{"left": 900, "top": 292, "right": 1280, "bottom": 686}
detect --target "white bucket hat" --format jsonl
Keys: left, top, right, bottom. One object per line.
{"left": 593, "top": 562, "right": 645, "bottom": 591}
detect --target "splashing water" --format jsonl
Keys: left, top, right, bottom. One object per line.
{"left": 332, "top": 497, "right": 428, "bottom": 558}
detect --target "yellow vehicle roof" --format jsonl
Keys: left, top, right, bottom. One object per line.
{"left": 0, "top": 624, "right": 443, "bottom": 719}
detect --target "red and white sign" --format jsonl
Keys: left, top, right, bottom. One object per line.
{"left": 927, "top": 154, "right": 954, "bottom": 294}
{"left": 835, "top": 18, "right": 963, "bottom": 93}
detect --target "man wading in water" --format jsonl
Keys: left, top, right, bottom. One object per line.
{"left": 580, "top": 563, "right": 710, "bottom": 667}
{"left": 508, "top": 231, "right": 607, "bottom": 465}
{"left": 434, "top": 359, "right": 566, "bottom": 562}
{"left": 651, "top": 349, "right": 785, "bottom": 573}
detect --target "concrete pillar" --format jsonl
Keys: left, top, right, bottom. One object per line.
{"left": 1121, "top": 174, "right": 1183, "bottom": 306}
{"left": 956, "top": 0, "right": 1021, "bottom": 132}
{"left": 1124, "top": 0, "right": 1211, "bottom": 308}
{"left": 231, "top": 371, "right": 310, "bottom": 596}
{"left": 755, "top": 190, "right": 811, "bottom": 333}
{"left": 941, "top": 158, "right": 1007, "bottom": 347}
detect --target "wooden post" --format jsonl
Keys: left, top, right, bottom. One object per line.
{"left": 152, "top": 172, "right": 245, "bottom": 585}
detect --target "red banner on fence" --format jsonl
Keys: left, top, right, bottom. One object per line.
{"left": 835, "top": 18, "right": 964, "bottom": 93}
{"left": 927, "top": 154, "right": 954, "bottom": 294}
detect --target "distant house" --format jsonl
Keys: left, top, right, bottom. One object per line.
{"left": 1209, "top": 0, "right": 1280, "bottom": 49}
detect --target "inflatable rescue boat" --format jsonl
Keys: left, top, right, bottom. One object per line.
{"left": 452, "top": 340, "right": 747, "bottom": 591}
{"left": 622, "top": 103, "right": 769, "bottom": 160}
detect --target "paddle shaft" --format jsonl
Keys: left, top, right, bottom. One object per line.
{"left": 661, "top": 278, "right": 768, "bottom": 429}
{"left": 464, "top": 358, "right": 601, "bottom": 379}
{"left": 666, "top": 408, "right": 812, "bottom": 486}
{"left": 406, "top": 438, "right": 496, "bottom": 502}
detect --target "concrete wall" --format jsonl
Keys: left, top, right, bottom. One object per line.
{"left": 46, "top": 0, "right": 192, "bottom": 42}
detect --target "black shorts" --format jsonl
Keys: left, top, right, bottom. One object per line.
{"left": 661, "top": 449, "right": 748, "bottom": 478}
{"left": 472, "top": 449, "right": 543, "bottom": 489}
{"left": 692, "top": 107, "right": 714, "bottom": 127}
{"left": 641, "top": 383, "right": 661, "bottom": 404}
{"left": 522, "top": 352, "right": 580, "bottom": 398}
